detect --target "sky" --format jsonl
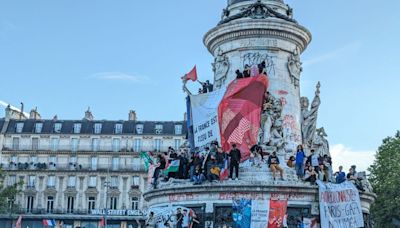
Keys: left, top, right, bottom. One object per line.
{"left": 1, "top": 0, "right": 399, "bottom": 171}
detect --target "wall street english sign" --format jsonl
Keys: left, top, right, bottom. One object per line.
{"left": 91, "top": 209, "right": 147, "bottom": 216}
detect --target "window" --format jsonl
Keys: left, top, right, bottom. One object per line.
{"left": 34, "top": 123, "right": 43, "bottom": 133}
{"left": 134, "top": 139, "right": 141, "bottom": 152}
{"left": 8, "top": 197, "right": 15, "bottom": 211}
{"left": 154, "top": 139, "right": 162, "bottom": 152}
{"left": 67, "top": 196, "right": 74, "bottom": 213}
{"left": 67, "top": 176, "right": 76, "bottom": 187}
{"left": 47, "top": 196, "right": 54, "bottom": 213}
{"left": 88, "top": 197, "right": 96, "bottom": 213}
{"left": 89, "top": 176, "right": 97, "bottom": 187}
{"left": 54, "top": 123, "right": 62, "bottom": 133}
{"left": 71, "top": 138, "right": 79, "bottom": 152}
{"left": 32, "top": 137, "right": 39, "bottom": 150}
{"left": 115, "top": 123, "right": 123, "bottom": 134}
{"left": 110, "top": 197, "right": 118, "bottom": 210}
{"left": 28, "top": 175, "right": 36, "bottom": 188}
{"left": 111, "top": 176, "right": 118, "bottom": 188}
{"left": 135, "top": 124, "right": 144, "bottom": 134}
{"left": 47, "top": 176, "right": 55, "bottom": 187}
{"left": 11, "top": 155, "right": 17, "bottom": 163}
{"left": 132, "top": 158, "right": 141, "bottom": 171}
{"left": 175, "top": 124, "right": 183, "bottom": 135}
{"left": 174, "top": 139, "right": 181, "bottom": 151}
{"left": 92, "top": 138, "right": 100, "bottom": 151}
{"left": 50, "top": 138, "right": 59, "bottom": 151}
{"left": 30, "top": 156, "right": 37, "bottom": 164}
{"left": 94, "top": 123, "right": 102, "bottom": 134}
{"left": 8, "top": 175, "right": 16, "bottom": 186}
{"left": 91, "top": 157, "right": 98, "bottom": 170}
{"left": 12, "top": 137, "right": 19, "bottom": 150}
{"left": 131, "top": 197, "right": 139, "bottom": 210}
{"left": 112, "top": 138, "right": 121, "bottom": 152}
{"left": 26, "top": 196, "right": 34, "bottom": 213}
{"left": 15, "top": 122, "right": 24, "bottom": 133}
{"left": 49, "top": 156, "right": 57, "bottom": 169}
{"left": 73, "top": 123, "right": 81, "bottom": 134}
{"left": 155, "top": 124, "right": 163, "bottom": 134}
{"left": 112, "top": 157, "right": 119, "bottom": 171}
{"left": 132, "top": 176, "right": 139, "bottom": 187}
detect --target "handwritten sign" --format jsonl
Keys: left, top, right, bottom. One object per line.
{"left": 317, "top": 181, "right": 364, "bottom": 228}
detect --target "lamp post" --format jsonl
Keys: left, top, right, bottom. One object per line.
{"left": 103, "top": 157, "right": 111, "bottom": 227}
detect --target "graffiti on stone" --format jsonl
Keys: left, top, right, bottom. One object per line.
{"left": 241, "top": 52, "right": 276, "bottom": 77}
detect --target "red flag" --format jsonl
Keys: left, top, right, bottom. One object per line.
{"left": 182, "top": 65, "right": 198, "bottom": 82}
{"left": 99, "top": 217, "right": 105, "bottom": 227}
{"left": 268, "top": 200, "right": 288, "bottom": 228}
{"left": 218, "top": 74, "right": 269, "bottom": 161}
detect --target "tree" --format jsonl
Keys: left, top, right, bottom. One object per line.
{"left": 368, "top": 131, "right": 400, "bottom": 228}
{"left": 0, "top": 168, "right": 23, "bottom": 214}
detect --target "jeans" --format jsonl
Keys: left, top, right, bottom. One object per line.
{"left": 153, "top": 168, "right": 161, "bottom": 188}
{"left": 295, "top": 163, "right": 304, "bottom": 178}
{"left": 193, "top": 174, "right": 205, "bottom": 184}
{"left": 189, "top": 166, "right": 195, "bottom": 181}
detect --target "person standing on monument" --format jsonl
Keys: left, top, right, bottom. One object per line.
{"left": 295, "top": 145, "right": 306, "bottom": 178}
{"left": 307, "top": 149, "right": 320, "bottom": 172}
{"left": 228, "top": 144, "right": 241, "bottom": 180}
{"left": 153, "top": 154, "right": 166, "bottom": 189}
{"left": 243, "top": 64, "right": 251, "bottom": 78}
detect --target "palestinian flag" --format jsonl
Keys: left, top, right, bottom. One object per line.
{"left": 140, "top": 151, "right": 152, "bottom": 171}
{"left": 164, "top": 160, "right": 180, "bottom": 175}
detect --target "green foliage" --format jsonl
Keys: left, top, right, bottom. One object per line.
{"left": 0, "top": 169, "right": 23, "bottom": 214}
{"left": 368, "top": 131, "right": 400, "bottom": 228}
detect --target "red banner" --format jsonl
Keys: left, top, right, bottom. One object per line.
{"left": 218, "top": 75, "right": 269, "bottom": 160}
{"left": 268, "top": 200, "right": 288, "bottom": 228}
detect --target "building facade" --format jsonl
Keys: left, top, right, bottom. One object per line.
{"left": 0, "top": 109, "right": 186, "bottom": 228}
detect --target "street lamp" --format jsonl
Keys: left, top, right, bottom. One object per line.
{"left": 103, "top": 157, "right": 111, "bottom": 227}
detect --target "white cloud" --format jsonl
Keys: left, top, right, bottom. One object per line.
{"left": 91, "top": 72, "right": 150, "bottom": 83}
{"left": 303, "top": 42, "right": 362, "bottom": 67}
{"left": 330, "top": 144, "right": 375, "bottom": 173}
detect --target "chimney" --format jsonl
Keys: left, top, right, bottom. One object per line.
{"left": 5, "top": 105, "right": 12, "bottom": 120}
{"left": 129, "top": 110, "right": 137, "bottom": 121}
{"left": 84, "top": 107, "right": 94, "bottom": 121}
{"left": 29, "top": 107, "right": 41, "bottom": 120}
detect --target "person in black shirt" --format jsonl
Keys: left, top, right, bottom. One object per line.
{"left": 243, "top": 64, "right": 251, "bottom": 78}
{"left": 267, "top": 151, "right": 284, "bottom": 181}
{"left": 176, "top": 208, "right": 183, "bottom": 228}
{"left": 206, "top": 80, "right": 214, "bottom": 92}
{"left": 235, "top": 69, "right": 243, "bottom": 79}
{"left": 258, "top": 61, "right": 266, "bottom": 74}
{"left": 228, "top": 144, "right": 241, "bottom": 180}
{"left": 153, "top": 155, "right": 166, "bottom": 189}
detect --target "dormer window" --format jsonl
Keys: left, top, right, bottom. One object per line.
{"left": 73, "top": 123, "right": 81, "bottom": 134}
{"left": 175, "top": 124, "right": 182, "bottom": 135}
{"left": 94, "top": 123, "right": 102, "bottom": 134}
{"left": 136, "top": 124, "right": 144, "bottom": 134}
{"left": 34, "top": 123, "right": 43, "bottom": 133}
{"left": 115, "top": 123, "right": 123, "bottom": 134}
{"left": 15, "top": 122, "right": 24, "bottom": 133}
{"left": 54, "top": 123, "right": 62, "bottom": 133}
{"left": 155, "top": 124, "right": 163, "bottom": 135}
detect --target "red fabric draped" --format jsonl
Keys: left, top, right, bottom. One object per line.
{"left": 218, "top": 75, "right": 269, "bottom": 161}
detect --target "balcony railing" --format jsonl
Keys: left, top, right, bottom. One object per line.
{"left": 2, "top": 145, "right": 177, "bottom": 153}
{"left": 1, "top": 162, "right": 145, "bottom": 172}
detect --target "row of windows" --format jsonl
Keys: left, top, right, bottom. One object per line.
{"left": 24, "top": 195, "right": 140, "bottom": 213}
{"left": 15, "top": 122, "right": 183, "bottom": 135}
{"left": 10, "top": 137, "right": 181, "bottom": 152}
{"left": 8, "top": 175, "right": 140, "bottom": 189}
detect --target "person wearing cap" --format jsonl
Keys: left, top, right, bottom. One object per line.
{"left": 268, "top": 151, "right": 284, "bottom": 181}
{"left": 228, "top": 144, "right": 241, "bottom": 180}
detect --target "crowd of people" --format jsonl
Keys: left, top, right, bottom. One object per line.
{"left": 151, "top": 142, "right": 366, "bottom": 191}
{"left": 198, "top": 80, "right": 213, "bottom": 94}
{"left": 235, "top": 61, "right": 267, "bottom": 79}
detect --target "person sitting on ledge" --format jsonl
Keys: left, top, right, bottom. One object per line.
{"left": 243, "top": 64, "right": 251, "bottom": 78}
{"left": 207, "top": 156, "right": 220, "bottom": 182}
{"left": 268, "top": 151, "right": 284, "bottom": 181}
{"left": 334, "top": 165, "right": 346, "bottom": 184}
{"left": 287, "top": 156, "right": 295, "bottom": 168}
{"left": 303, "top": 166, "right": 317, "bottom": 184}
{"left": 193, "top": 165, "right": 205, "bottom": 185}
{"left": 235, "top": 69, "right": 243, "bottom": 79}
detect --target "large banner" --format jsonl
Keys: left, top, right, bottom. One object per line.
{"left": 268, "top": 200, "right": 288, "bottom": 228}
{"left": 233, "top": 199, "right": 270, "bottom": 228}
{"left": 219, "top": 75, "right": 269, "bottom": 160}
{"left": 317, "top": 180, "right": 364, "bottom": 228}
{"left": 190, "top": 88, "right": 226, "bottom": 150}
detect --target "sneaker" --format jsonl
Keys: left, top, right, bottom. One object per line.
{"left": 280, "top": 177, "right": 285, "bottom": 181}
{"left": 229, "top": 178, "right": 232, "bottom": 181}
{"left": 235, "top": 178, "right": 239, "bottom": 181}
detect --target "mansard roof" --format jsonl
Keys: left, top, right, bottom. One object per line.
{"left": 1, "top": 119, "right": 187, "bottom": 135}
